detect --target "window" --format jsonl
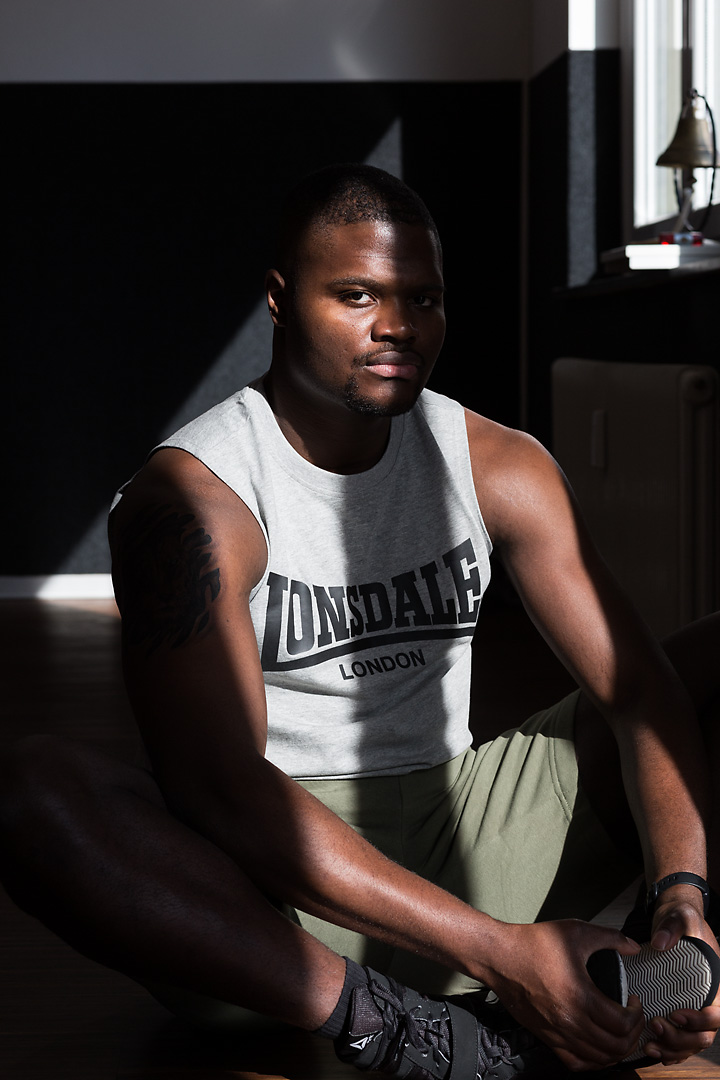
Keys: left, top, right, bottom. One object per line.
{"left": 692, "top": 0, "right": 720, "bottom": 209}
{"left": 633, "top": 0, "right": 683, "bottom": 227}
{"left": 630, "top": 0, "right": 720, "bottom": 234}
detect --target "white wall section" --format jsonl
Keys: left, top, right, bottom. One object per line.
{"left": 0, "top": 0, "right": 530, "bottom": 82}
{"left": 0, "top": 575, "right": 115, "bottom": 599}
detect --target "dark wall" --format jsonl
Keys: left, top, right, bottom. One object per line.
{"left": 526, "top": 49, "right": 720, "bottom": 448}
{"left": 526, "top": 49, "right": 623, "bottom": 444}
{"left": 4, "top": 82, "right": 522, "bottom": 575}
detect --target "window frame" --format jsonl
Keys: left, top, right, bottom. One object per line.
{"left": 621, "top": 0, "right": 720, "bottom": 241}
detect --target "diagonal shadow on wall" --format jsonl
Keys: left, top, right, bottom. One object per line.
{"left": 4, "top": 81, "right": 521, "bottom": 575}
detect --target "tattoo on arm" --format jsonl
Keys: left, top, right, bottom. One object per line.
{"left": 117, "top": 504, "right": 221, "bottom": 655}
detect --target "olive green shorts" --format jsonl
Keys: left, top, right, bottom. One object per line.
{"left": 293, "top": 689, "right": 639, "bottom": 994}
{"left": 147, "top": 690, "right": 640, "bottom": 1023}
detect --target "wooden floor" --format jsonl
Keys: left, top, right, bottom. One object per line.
{"left": 0, "top": 597, "right": 718, "bottom": 1078}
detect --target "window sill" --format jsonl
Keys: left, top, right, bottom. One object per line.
{"left": 555, "top": 255, "right": 720, "bottom": 298}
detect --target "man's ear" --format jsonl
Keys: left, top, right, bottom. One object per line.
{"left": 265, "top": 268, "right": 288, "bottom": 327}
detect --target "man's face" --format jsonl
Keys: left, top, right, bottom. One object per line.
{"left": 273, "top": 219, "right": 446, "bottom": 418}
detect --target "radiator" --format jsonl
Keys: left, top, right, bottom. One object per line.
{"left": 552, "top": 359, "right": 719, "bottom": 638}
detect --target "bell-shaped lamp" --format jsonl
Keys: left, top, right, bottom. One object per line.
{"left": 657, "top": 92, "right": 720, "bottom": 168}
{"left": 656, "top": 89, "right": 719, "bottom": 234}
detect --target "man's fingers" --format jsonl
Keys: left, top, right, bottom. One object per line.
{"left": 510, "top": 982, "right": 643, "bottom": 1071}
{"left": 586, "top": 924, "right": 641, "bottom": 959}
{"left": 642, "top": 1006, "right": 720, "bottom": 1064}
{"left": 650, "top": 897, "right": 712, "bottom": 953}
{"left": 585, "top": 988, "right": 644, "bottom": 1038}
{"left": 650, "top": 915, "right": 683, "bottom": 952}
{"left": 650, "top": 902, "right": 688, "bottom": 950}
{"left": 547, "top": 994, "right": 645, "bottom": 1069}
{"left": 493, "top": 920, "right": 664, "bottom": 1070}
{"left": 557, "top": 925, "right": 645, "bottom": 1066}
{"left": 514, "top": 919, "right": 720, "bottom": 1070}
{"left": 614, "top": 936, "right": 642, "bottom": 958}
{"left": 644, "top": 1023, "right": 717, "bottom": 1063}
{"left": 668, "top": 1004, "right": 720, "bottom": 1032}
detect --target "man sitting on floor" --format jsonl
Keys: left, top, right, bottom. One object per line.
{"left": 2, "top": 164, "right": 720, "bottom": 1079}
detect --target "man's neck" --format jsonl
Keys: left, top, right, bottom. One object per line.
{"left": 262, "top": 372, "right": 393, "bottom": 475}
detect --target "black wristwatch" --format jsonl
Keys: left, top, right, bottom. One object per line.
{"left": 646, "top": 872, "right": 710, "bottom": 916}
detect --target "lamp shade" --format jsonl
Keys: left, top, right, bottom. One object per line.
{"left": 657, "top": 98, "right": 720, "bottom": 168}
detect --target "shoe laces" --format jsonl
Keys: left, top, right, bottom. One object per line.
{"left": 476, "top": 1025, "right": 515, "bottom": 1077}
{"left": 368, "top": 977, "right": 451, "bottom": 1072}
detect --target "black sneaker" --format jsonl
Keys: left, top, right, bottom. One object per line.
{"left": 335, "top": 966, "right": 549, "bottom": 1080}
{"left": 588, "top": 936, "right": 720, "bottom": 1067}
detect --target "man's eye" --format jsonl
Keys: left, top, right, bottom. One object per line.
{"left": 413, "top": 295, "right": 436, "bottom": 307}
{"left": 341, "top": 291, "right": 373, "bottom": 304}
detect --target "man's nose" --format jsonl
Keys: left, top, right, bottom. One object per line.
{"left": 371, "top": 299, "right": 415, "bottom": 341}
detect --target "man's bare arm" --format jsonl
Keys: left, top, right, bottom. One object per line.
{"left": 466, "top": 409, "right": 720, "bottom": 1064}
{"left": 112, "top": 450, "right": 503, "bottom": 958}
{"left": 109, "top": 446, "right": 644, "bottom": 1071}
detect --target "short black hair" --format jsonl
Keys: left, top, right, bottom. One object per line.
{"left": 274, "top": 163, "right": 440, "bottom": 274}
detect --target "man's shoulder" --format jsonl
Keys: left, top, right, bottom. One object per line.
{"left": 111, "top": 449, "right": 245, "bottom": 537}
{"left": 109, "top": 447, "right": 266, "bottom": 596}
{"left": 414, "top": 391, "right": 554, "bottom": 486}
{"left": 112, "top": 381, "right": 267, "bottom": 527}
{"left": 463, "top": 406, "right": 544, "bottom": 466}
{"left": 417, "top": 392, "right": 542, "bottom": 455}
{"left": 159, "top": 382, "right": 264, "bottom": 453}
{"left": 462, "top": 408, "right": 568, "bottom": 542}
{"left": 415, "top": 386, "right": 465, "bottom": 421}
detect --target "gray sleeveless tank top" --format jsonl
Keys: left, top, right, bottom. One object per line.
{"left": 150, "top": 380, "right": 492, "bottom": 779}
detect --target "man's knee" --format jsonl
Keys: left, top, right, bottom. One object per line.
{"left": 0, "top": 734, "right": 75, "bottom": 828}
{"left": 0, "top": 733, "right": 160, "bottom": 849}
{"left": 0, "top": 734, "right": 162, "bottom": 916}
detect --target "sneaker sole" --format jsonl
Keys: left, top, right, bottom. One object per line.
{"left": 623, "top": 937, "right": 719, "bottom": 1062}
{"left": 589, "top": 936, "right": 720, "bottom": 1065}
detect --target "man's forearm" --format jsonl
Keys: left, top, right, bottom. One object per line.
{"left": 609, "top": 681, "right": 710, "bottom": 893}
{"left": 156, "top": 738, "right": 664, "bottom": 1069}
{"left": 163, "top": 751, "right": 505, "bottom": 983}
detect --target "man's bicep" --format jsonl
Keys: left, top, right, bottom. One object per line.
{"left": 110, "top": 466, "right": 270, "bottom": 789}
{"left": 501, "top": 494, "right": 625, "bottom": 691}
{"left": 113, "top": 500, "right": 222, "bottom": 656}
{"left": 479, "top": 433, "right": 656, "bottom": 708}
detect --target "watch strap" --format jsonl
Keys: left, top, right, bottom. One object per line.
{"left": 646, "top": 872, "right": 710, "bottom": 916}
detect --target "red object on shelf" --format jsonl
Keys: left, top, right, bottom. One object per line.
{"left": 658, "top": 230, "right": 703, "bottom": 244}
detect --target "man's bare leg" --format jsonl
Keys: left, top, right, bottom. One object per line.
{"left": 0, "top": 734, "right": 571, "bottom": 1078}
{"left": 0, "top": 733, "right": 345, "bottom": 1030}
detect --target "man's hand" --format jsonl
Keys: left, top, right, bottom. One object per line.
{"left": 639, "top": 894, "right": 720, "bottom": 1065}
{"left": 484, "top": 919, "right": 644, "bottom": 1071}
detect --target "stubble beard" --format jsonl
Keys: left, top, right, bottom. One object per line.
{"left": 343, "top": 373, "right": 420, "bottom": 418}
